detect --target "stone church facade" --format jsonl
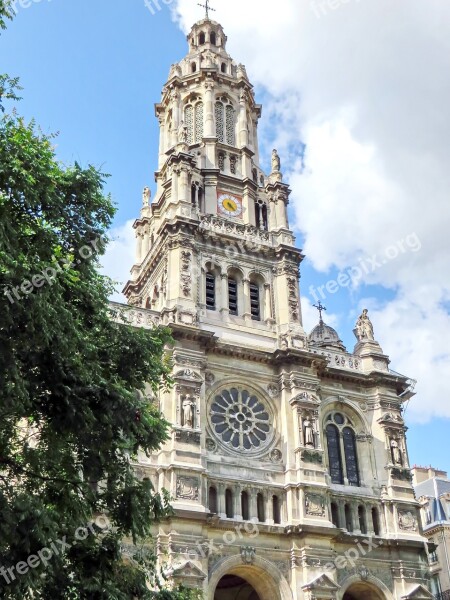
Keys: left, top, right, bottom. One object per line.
{"left": 120, "top": 15, "right": 433, "bottom": 600}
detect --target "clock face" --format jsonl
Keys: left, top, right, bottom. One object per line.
{"left": 217, "top": 193, "right": 243, "bottom": 218}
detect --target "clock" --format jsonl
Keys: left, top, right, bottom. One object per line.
{"left": 217, "top": 192, "right": 243, "bottom": 218}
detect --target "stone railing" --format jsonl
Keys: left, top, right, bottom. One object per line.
{"left": 199, "top": 214, "right": 272, "bottom": 245}
{"left": 311, "top": 349, "right": 362, "bottom": 372}
{"left": 108, "top": 302, "right": 160, "bottom": 329}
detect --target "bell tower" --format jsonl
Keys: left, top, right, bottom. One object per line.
{"left": 124, "top": 16, "right": 305, "bottom": 347}
{"left": 121, "top": 14, "right": 431, "bottom": 600}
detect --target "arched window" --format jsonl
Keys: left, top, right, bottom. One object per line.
{"left": 191, "top": 62, "right": 197, "bottom": 73}
{"left": 194, "top": 102, "right": 204, "bottom": 143}
{"left": 345, "top": 504, "right": 353, "bottom": 532}
{"left": 226, "top": 105, "right": 235, "bottom": 145}
{"left": 210, "top": 32, "right": 217, "bottom": 45}
{"left": 191, "top": 184, "right": 196, "bottom": 206}
{"left": 257, "top": 493, "right": 265, "bottom": 522}
{"left": 372, "top": 507, "right": 381, "bottom": 536}
{"left": 343, "top": 427, "right": 360, "bottom": 486}
{"left": 215, "top": 102, "right": 224, "bottom": 142}
{"left": 198, "top": 187, "right": 204, "bottom": 212}
{"left": 331, "top": 502, "right": 340, "bottom": 527}
{"left": 255, "top": 200, "right": 268, "bottom": 230}
{"left": 199, "top": 31, "right": 206, "bottom": 45}
{"left": 273, "top": 495, "right": 281, "bottom": 524}
{"left": 241, "top": 491, "right": 249, "bottom": 520}
{"left": 249, "top": 283, "right": 260, "bottom": 321}
{"left": 221, "top": 62, "right": 227, "bottom": 73}
{"left": 326, "top": 424, "right": 343, "bottom": 484}
{"left": 228, "top": 277, "right": 238, "bottom": 315}
{"left": 206, "top": 272, "right": 216, "bottom": 310}
{"left": 325, "top": 413, "right": 361, "bottom": 487}
{"left": 209, "top": 486, "right": 218, "bottom": 513}
{"left": 184, "top": 105, "right": 194, "bottom": 145}
{"left": 225, "top": 489, "right": 233, "bottom": 518}
{"left": 358, "top": 505, "right": 367, "bottom": 534}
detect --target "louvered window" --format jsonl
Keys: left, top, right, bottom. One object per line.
{"left": 228, "top": 278, "right": 238, "bottom": 315}
{"left": 206, "top": 272, "right": 216, "bottom": 310}
{"left": 250, "top": 283, "right": 260, "bottom": 321}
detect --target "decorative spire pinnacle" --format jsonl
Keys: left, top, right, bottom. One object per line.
{"left": 313, "top": 301, "right": 327, "bottom": 324}
{"left": 197, "top": 0, "right": 216, "bottom": 19}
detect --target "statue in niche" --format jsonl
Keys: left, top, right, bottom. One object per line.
{"left": 355, "top": 308, "right": 375, "bottom": 341}
{"left": 178, "top": 121, "right": 188, "bottom": 144}
{"left": 272, "top": 149, "right": 281, "bottom": 173}
{"left": 303, "top": 418, "right": 315, "bottom": 447}
{"left": 142, "top": 187, "right": 151, "bottom": 206}
{"left": 182, "top": 395, "right": 195, "bottom": 428}
{"left": 391, "top": 439, "right": 403, "bottom": 465}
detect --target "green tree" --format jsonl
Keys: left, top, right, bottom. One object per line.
{"left": 0, "top": 3, "right": 197, "bottom": 598}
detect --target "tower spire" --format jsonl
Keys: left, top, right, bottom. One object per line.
{"left": 197, "top": 0, "right": 215, "bottom": 19}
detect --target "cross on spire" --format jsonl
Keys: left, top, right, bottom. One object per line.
{"left": 313, "top": 301, "right": 327, "bottom": 323}
{"left": 198, "top": 0, "right": 215, "bottom": 19}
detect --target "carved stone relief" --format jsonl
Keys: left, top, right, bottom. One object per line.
{"left": 305, "top": 493, "right": 326, "bottom": 517}
{"left": 176, "top": 476, "right": 200, "bottom": 501}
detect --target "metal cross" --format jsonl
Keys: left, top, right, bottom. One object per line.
{"left": 198, "top": 0, "right": 215, "bottom": 19}
{"left": 313, "top": 301, "right": 327, "bottom": 322}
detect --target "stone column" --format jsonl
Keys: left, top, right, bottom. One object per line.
{"left": 266, "top": 491, "right": 274, "bottom": 525}
{"left": 243, "top": 278, "right": 251, "bottom": 320}
{"left": 171, "top": 90, "right": 180, "bottom": 147}
{"left": 220, "top": 273, "right": 229, "bottom": 315}
{"left": 249, "top": 489, "right": 258, "bottom": 522}
{"left": 275, "top": 195, "right": 288, "bottom": 229}
{"left": 135, "top": 230, "right": 143, "bottom": 263}
{"left": 338, "top": 501, "right": 346, "bottom": 530}
{"left": 158, "top": 117, "right": 165, "bottom": 169}
{"left": 239, "top": 91, "right": 248, "bottom": 148}
{"left": 268, "top": 196, "right": 277, "bottom": 230}
{"left": 171, "top": 168, "right": 179, "bottom": 204}
{"left": 218, "top": 483, "right": 226, "bottom": 518}
{"left": 352, "top": 502, "right": 360, "bottom": 533}
{"left": 264, "top": 283, "right": 273, "bottom": 322}
{"left": 204, "top": 82, "right": 215, "bottom": 138}
{"left": 234, "top": 486, "right": 243, "bottom": 521}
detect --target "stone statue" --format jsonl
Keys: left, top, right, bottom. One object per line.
{"left": 355, "top": 308, "right": 374, "bottom": 341}
{"left": 178, "top": 121, "right": 188, "bottom": 144}
{"left": 272, "top": 149, "right": 281, "bottom": 173}
{"left": 182, "top": 396, "right": 195, "bottom": 428}
{"left": 142, "top": 187, "right": 151, "bottom": 206}
{"left": 304, "top": 418, "right": 315, "bottom": 447}
{"left": 391, "top": 440, "right": 402, "bottom": 465}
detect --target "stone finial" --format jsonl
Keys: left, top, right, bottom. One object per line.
{"left": 142, "top": 187, "right": 151, "bottom": 206}
{"left": 354, "top": 308, "right": 375, "bottom": 342}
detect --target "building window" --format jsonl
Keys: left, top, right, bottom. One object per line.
{"left": 345, "top": 504, "right": 353, "bottom": 532}
{"left": 226, "top": 105, "right": 235, "bottom": 145}
{"left": 210, "top": 32, "right": 217, "bottom": 45}
{"left": 199, "top": 31, "right": 206, "bottom": 45}
{"left": 241, "top": 491, "right": 249, "bottom": 520}
{"left": 210, "top": 387, "right": 271, "bottom": 452}
{"left": 185, "top": 105, "right": 194, "bottom": 145}
{"left": 331, "top": 502, "right": 340, "bottom": 527}
{"left": 185, "top": 102, "right": 203, "bottom": 145}
{"left": 257, "top": 493, "right": 265, "bottom": 522}
{"left": 194, "top": 102, "right": 204, "bottom": 143}
{"left": 221, "top": 62, "right": 227, "bottom": 73}
{"left": 325, "top": 413, "right": 361, "bottom": 487}
{"left": 255, "top": 200, "right": 268, "bottom": 230}
{"left": 372, "top": 507, "right": 381, "bottom": 536}
{"left": 206, "top": 272, "right": 216, "bottom": 310}
{"left": 228, "top": 277, "right": 238, "bottom": 315}
{"left": 326, "top": 424, "right": 344, "bottom": 484}
{"left": 215, "top": 102, "right": 224, "bottom": 142}
{"left": 209, "top": 486, "right": 218, "bottom": 513}
{"left": 343, "top": 427, "right": 360, "bottom": 486}
{"left": 225, "top": 489, "right": 233, "bottom": 518}
{"left": 250, "top": 283, "right": 260, "bottom": 321}
{"left": 273, "top": 496, "right": 281, "bottom": 524}
{"left": 191, "top": 62, "right": 197, "bottom": 73}
{"left": 358, "top": 505, "right": 367, "bottom": 534}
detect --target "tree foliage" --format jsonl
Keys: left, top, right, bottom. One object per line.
{"left": 0, "top": 4, "right": 198, "bottom": 597}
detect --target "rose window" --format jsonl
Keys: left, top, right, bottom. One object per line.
{"left": 210, "top": 388, "right": 272, "bottom": 452}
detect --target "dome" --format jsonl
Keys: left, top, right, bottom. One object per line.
{"left": 308, "top": 320, "right": 346, "bottom": 352}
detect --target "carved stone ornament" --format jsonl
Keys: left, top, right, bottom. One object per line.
{"left": 267, "top": 383, "right": 279, "bottom": 398}
{"left": 176, "top": 476, "right": 200, "bottom": 501}
{"left": 305, "top": 493, "right": 326, "bottom": 517}
{"left": 398, "top": 510, "right": 418, "bottom": 532}
{"left": 301, "top": 450, "right": 323, "bottom": 465}
{"left": 205, "top": 372, "right": 215, "bottom": 385}
{"left": 175, "top": 429, "right": 201, "bottom": 445}
{"left": 205, "top": 438, "right": 217, "bottom": 452}
{"left": 269, "top": 448, "right": 283, "bottom": 463}
{"left": 240, "top": 546, "right": 256, "bottom": 565}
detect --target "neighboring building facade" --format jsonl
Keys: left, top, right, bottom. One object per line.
{"left": 414, "top": 466, "right": 450, "bottom": 598}
{"left": 120, "top": 15, "right": 433, "bottom": 600}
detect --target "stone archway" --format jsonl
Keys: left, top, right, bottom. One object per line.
{"left": 341, "top": 578, "right": 391, "bottom": 600}
{"left": 208, "top": 555, "right": 292, "bottom": 600}
{"left": 214, "top": 574, "right": 260, "bottom": 600}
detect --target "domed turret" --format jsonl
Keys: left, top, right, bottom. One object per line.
{"left": 308, "top": 303, "right": 346, "bottom": 351}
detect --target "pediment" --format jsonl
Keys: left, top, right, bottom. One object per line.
{"left": 302, "top": 573, "right": 340, "bottom": 592}
{"left": 378, "top": 412, "right": 404, "bottom": 425}
{"left": 401, "top": 584, "right": 434, "bottom": 599}
{"left": 169, "top": 561, "right": 207, "bottom": 580}
{"left": 174, "top": 369, "right": 202, "bottom": 381}
{"left": 290, "top": 392, "right": 320, "bottom": 407}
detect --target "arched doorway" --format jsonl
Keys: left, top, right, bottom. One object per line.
{"left": 343, "top": 581, "right": 386, "bottom": 599}
{"left": 214, "top": 574, "right": 260, "bottom": 600}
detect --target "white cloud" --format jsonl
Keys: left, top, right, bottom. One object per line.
{"left": 99, "top": 220, "right": 135, "bottom": 303}
{"left": 173, "top": 0, "right": 450, "bottom": 420}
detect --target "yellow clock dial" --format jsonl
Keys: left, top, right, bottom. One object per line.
{"left": 217, "top": 193, "right": 243, "bottom": 218}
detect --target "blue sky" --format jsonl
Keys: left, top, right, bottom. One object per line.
{"left": 1, "top": 0, "right": 449, "bottom": 474}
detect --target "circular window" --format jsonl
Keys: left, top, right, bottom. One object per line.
{"left": 210, "top": 388, "right": 272, "bottom": 453}
{"left": 334, "top": 413, "right": 345, "bottom": 425}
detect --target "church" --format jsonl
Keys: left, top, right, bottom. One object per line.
{"left": 118, "top": 9, "right": 433, "bottom": 600}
